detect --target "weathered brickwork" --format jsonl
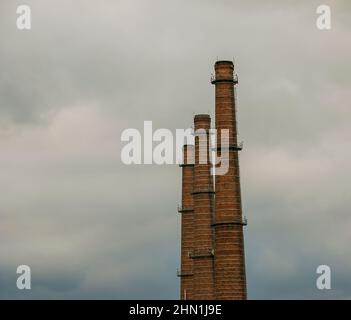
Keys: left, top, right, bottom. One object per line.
{"left": 213, "top": 61, "right": 247, "bottom": 300}
{"left": 191, "top": 115, "right": 215, "bottom": 300}
{"left": 179, "top": 145, "right": 194, "bottom": 300}
{"left": 179, "top": 61, "right": 247, "bottom": 300}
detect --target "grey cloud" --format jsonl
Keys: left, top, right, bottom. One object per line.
{"left": 0, "top": 0, "right": 350, "bottom": 299}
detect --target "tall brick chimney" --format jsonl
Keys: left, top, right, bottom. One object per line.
{"left": 212, "top": 60, "right": 247, "bottom": 299}
{"left": 191, "top": 114, "right": 215, "bottom": 300}
{"left": 178, "top": 144, "right": 195, "bottom": 300}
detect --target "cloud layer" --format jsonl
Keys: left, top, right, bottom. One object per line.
{"left": 0, "top": 0, "right": 350, "bottom": 299}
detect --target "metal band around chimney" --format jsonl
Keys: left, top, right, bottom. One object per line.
{"left": 211, "top": 143, "right": 243, "bottom": 151}
{"left": 179, "top": 163, "right": 194, "bottom": 167}
{"left": 211, "top": 79, "right": 238, "bottom": 85}
{"left": 189, "top": 249, "right": 214, "bottom": 259}
{"left": 211, "top": 73, "right": 238, "bottom": 85}
{"left": 211, "top": 218, "right": 248, "bottom": 227}
{"left": 191, "top": 189, "right": 215, "bottom": 195}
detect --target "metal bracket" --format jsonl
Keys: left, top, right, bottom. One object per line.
{"left": 211, "top": 142, "right": 243, "bottom": 152}
{"left": 177, "top": 205, "right": 194, "bottom": 213}
{"left": 177, "top": 269, "right": 194, "bottom": 277}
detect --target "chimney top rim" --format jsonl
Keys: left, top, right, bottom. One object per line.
{"left": 194, "top": 114, "right": 211, "bottom": 120}
{"left": 215, "top": 60, "right": 234, "bottom": 66}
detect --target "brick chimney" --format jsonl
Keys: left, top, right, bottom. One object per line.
{"left": 212, "top": 60, "right": 247, "bottom": 299}
{"left": 178, "top": 144, "right": 195, "bottom": 300}
{"left": 191, "top": 114, "right": 215, "bottom": 300}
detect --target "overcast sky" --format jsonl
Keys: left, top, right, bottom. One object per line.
{"left": 0, "top": 0, "right": 350, "bottom": 299}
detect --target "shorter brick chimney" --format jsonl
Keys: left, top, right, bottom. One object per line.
{"left": 191, "top": 114, "right": 215, "bottom": 300}
{"left": 178, "top": 144, "right": 195, "bottom": 300}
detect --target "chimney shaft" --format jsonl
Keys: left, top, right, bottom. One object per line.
{"left": 191, "top": 114, "right": 215, "bottom": 300}
{"left": 213, "top": 61, "right": 247, "bottom": 299}
{"left": 179, "top": 145, "right": 194, "bottom": 300}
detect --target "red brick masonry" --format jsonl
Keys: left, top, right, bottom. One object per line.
{"left": 179, "top": 61, "right": 247, "bottom": 300}
{"left": 179, "top": 145, "right": 195, "bottom": 300}
{"left": 213, "top": 61, "right": 247, "bottom": 300}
